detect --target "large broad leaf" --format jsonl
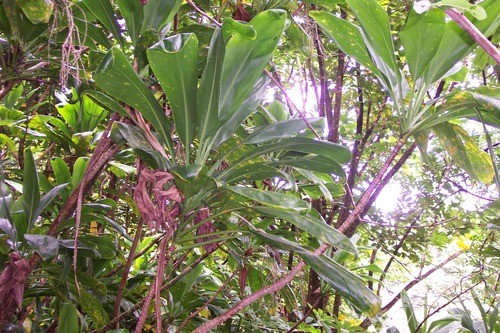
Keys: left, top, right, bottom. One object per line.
{"left": 94, "top": 47, "right": 174, "bottom": 158}
{"left": 77, "top": 291, "right": 110, "bottom": 326}
{"left": 81, "top": 0, "right": 124, "bottom": 47}
{"left": 197, "top": 27, "right": 225, "bottom": 144}
{"left": 218, "top": 10, "right": 286, "bottom": 125}
{"left": 140, "top": 0, "right": 181, "bottom": 33}
{"left": 400, "top": 8, "right": 446, "bottom": 81}
{"left": 250, "top": 227, "right": 380, "bottom": 317}
{"left": 148, "top": 34, "right": 199, "bottom": 147}
{"left": 116, "top": 0, "right": 143, "bottom": 45}
{"left": 423, "top": 0, "right": 499, "bottom": 84}
{"left": 21, "top": 149, "right": 39, "bottom": 237}
{"left": 222, "top": 163, "right": 283, "bottom": 183}
{"left": 433, "top": 122, "right": 494, "bottom": 184}
{"left": 309, "top": 11, "right": 379, "bottom": 75}
{"left": 244, "top": 118, "right": 324, "bottom": 144}
{"left": 24, "top": 234, "right": 59, "bottom": 261}
{"left": 226, "top": 186, "right": 310, "bottom": 212}
{"left": 253, "top": 206, "right": 357, "bottom": 255}
{"left": 59, "top": 303, "right": 79, "bottom": 333}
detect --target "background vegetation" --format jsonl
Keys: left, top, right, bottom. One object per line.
{"left": 0, "top": 0, "right": 498, "bottom": 332}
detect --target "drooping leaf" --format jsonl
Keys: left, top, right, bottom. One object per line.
{"left": 268, "top": 154, "right": 346, "bottom": 178}
{"left": 82, "top": 90, "right": 129, "bottom": 119}
{"left": 148, "top": 33, "right": 199, "bottom": 147}
{"left": 81, "top": 0, "right": 124, "bottom": 47}
{"left": 223, "top": 163, "right": 283, "bottom": 183}
{"left": 17, "top": 0, "right": 53, "bottom": 24}
{"left": 400, "top": 8, "right": 446, "bottom": 81}
{"left": 401, "top": 290, "right": 419, "bottom": 332}
{"left": 433, "top": 122, "right": 494, "bottom": 183}
{"left": 94, "top": 47, "right": 174, "bottom": 158}
{"left": 253, "top": 206, "right": 358, "bottom": 255}
{"left": 59, "top": 303, "right": 79, "bottom": 333}
{"left": 227, "top": 186, "right": 310, "bottom": 212}
{"left": 24, "top": 234, "right": 59, "bottom": 261}
{"left": 35, "top": 184, "right": 67, "bottom": 218}
{"left": 140, "top": 0, "right": 182, "bottom": 33}
{"left": 244, "top": 118, "right": 324, "bottom": 144}
{"left": 222, "top": 17, "right": 257, "bottom": 40}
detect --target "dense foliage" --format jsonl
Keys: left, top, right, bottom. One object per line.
{"left": 0, "top": 0, "right": 498, "bottom": 332}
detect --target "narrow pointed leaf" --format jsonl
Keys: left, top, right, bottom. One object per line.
{"left": 245, "top": 118, "right": 324, "bottom": 144}
{"left": 116, "top": 0, "right": 143, "bottom": 45}
{"left": 268, "top": 154, "right": 346, "bottom": 178}
{"left": 299, "top": 252, "right": 381, "bottom": 317}
{"left": 94, "top": 48, "right": 174, "bottom": 155}
{"left": 197, "top": 28, "right": 225, "bottom": 143}
{"left": 148, "top": 33, "right": 199, "bottom": 147}
{"left": 22, "top": 149, "right": 39, "bottom": 234}
{"left": 401, "top": 290, "right": 419, "bottom": 332}
{"left": 223, "top": 164, "right": 282, "bottom": 183}
{"left": 82, "top": 90, "right": 129, "bottom": 118}
{"left": 309, "top": 11, "right": 379, "bottom": 75}
{"left": 400, "top": 8, "right": 446, "bottom": 80}
{"left": 236, "top": 137, "right": 351, "bottom": 166}
{"left": 81, "top": 0, "right": 124, "bottom": 47}
{"left": 253, "top": 206, "right": 357, "bottom": 255}
{"left": 227, "top": 186, "right": 310, "bottom": 212}
{"left": 219, "top": 10, "right": 286, "bottom": 124}
{"left": 140, "top": 0, "right": 182, "bottom": 33}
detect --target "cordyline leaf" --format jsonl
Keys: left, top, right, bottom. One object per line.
{"left": 400, "top": 8, "right": 446, "bottom": 81}
{"left": 59, "top": 303, "right": 79, "bottom": 333}
{"left": 21, "top": 149, "right": 39, "bottom": 237}
{"left": 140, "top": 0, "right": 182, "bottom": 33}
{"left": 227, "top": 186, "right": 310, "bottom": 212}
{"left": 401, "top": 290, "right": 419, "bottom": 333}
{"left": 250, "top": 227, "right": 380, "bottom": 317}
{"left": 77, "top": 291, "right": 110, "bottom": 326}
{"left": 81, "top": 0, "right": 124, "bottom": 47}
{"left": 148, "top": 33, "right": 199, "bottom": 147}
{"left": 222, "top": 163, "right": 283, "bottom": 184}
{"left": 218, "top": 10, "right": 286, "bottom": 127}
{"left": 268, "top": 154, "right": 346, "bottom": 178}
{"left": 94, "top": 47, "right": 174, "bottom": 159}
{"left": 244, "top": 118, "right": 324, "bottom": 144}
{"left": 433, "top": 122, "right": 494, "bottom": 184}
{"left": 252, "top": 206, "right": 358, "bottom": 255}
{"left": 24, "top": 234, "right": 59, "bottom": 261}
{"left": 116, "top": 0, "right": 143, "bottom": 45}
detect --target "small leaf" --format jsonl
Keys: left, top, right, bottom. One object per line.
{"left": 24, "top": 234, "right": 59, "bottom": 261}
{"left": 22, "top": 149, "right": 40, "bottom": 235}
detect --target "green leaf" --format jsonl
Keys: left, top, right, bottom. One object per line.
{"left": 299, "top": 252, "right": 381, "bottom": 317}
{"left": 400, "top": 8, "right": 446, "bottom": 81}
{"left": 116, "top": 0, "right": 143, "bottom": 45}
{"left": 218, "top": 10, "right": 286, "bottom": 127}
{"left": 401, "top": 290, "right": 419, "bottom": 332}
{"left": 433, "top": 0, "right": 487, "bottom": 20}
{"left": 77, "top": 291, "right": 110, "bottom": 327}
{"left": 197, "top": 27, "right": 225, "bottom": 144}
{"left": 51, "top": 158, "right": 71, "bottom": 186}
{"left": 245, "top": 118, "right": 324, "bottom": 144}
{"left": 223, "top": 163, "right": 282, "bottom": 183}
{"left": 222, "top": 17, "right": 257, "bottom": 40}
{"left": 22, "top": 149, "right": 40, "bottom": 235}
{"left": 148, "top": 33, "right": 199, "bottom": 147}
{"left": 59, "top": 303, "right": 79, "bottom": 333}
{"left": 268, "top": 154, "right": 346, "bottom": 178}
{"left": 17, "top": 0, "right": 53, "bottom": 24}
{"left": 81, "top": 0, "right": 124, "bottom": 47}
{"left": 24, "top": 234, "right": 59, "bottom": 261}
{"left": 309, "top": 11, "right": 379, "bottom": 74}
{"left": 227, "top": 186, "right": 310, "bottom": 212}
{"left": 433, "top": 122, "right": 494, "bottom": 184}
{"left": 94, "top": 47, "right": 174, "bottom": 159}
{"left": 140, "top": 0, "right": 182, "bottom": 33}
{"left": 346, "top": 0, "right": 401, "bottom": 98}
{"left": 71, "top": 157, "right": 89, "bottom": 190}
{"left": 82, "top": 90, "right": 129, "bottom": 118}
{"left": 35, "top": 183, "right": 67, "bottom": 218}
{"left": 235, "top": 137, "right": 351, "bottom": 166}
{"left": 253, "top": 206, "right": 358, "bottom": 255}
{"left": 423, "top": 0, "right": 499, "bottom": 84}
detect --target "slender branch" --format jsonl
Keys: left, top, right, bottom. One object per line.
{"left": 285, "top": 297, "right": 322, "bottom": 333}
{"left": 444, "top": 8, "right": 500, "bottom": 65}
{"left": 380, "top": 250, "right": 463, "bottom": 313}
